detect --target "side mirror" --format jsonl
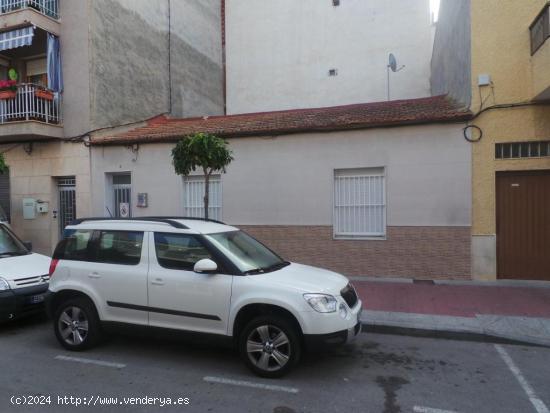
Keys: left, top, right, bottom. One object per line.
{"left": 194, "top": 259, "right": 217, "bottom": 274}
{"left": 23, "top": 241, "right": 32, "bottom": 251}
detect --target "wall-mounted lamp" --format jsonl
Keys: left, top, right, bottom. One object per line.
{"left": 23, "top": 142, "right": 33, "bottom": 155}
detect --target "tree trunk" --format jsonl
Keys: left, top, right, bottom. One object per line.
{"left": 203, "top": 171, "right": 210, "bottom": 220}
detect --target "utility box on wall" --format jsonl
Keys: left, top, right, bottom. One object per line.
{"left": 36, "top": 201, "right": 49, "bottom": 214}
{"left": 22, "top": 198, "right": 36, "bottom": 220}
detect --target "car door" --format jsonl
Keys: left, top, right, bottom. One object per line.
{"left": 84, "top": 229, "right": 149, "bottom": 325}
{"left": 147, "top": 231, "right": 233, "bottom": 335}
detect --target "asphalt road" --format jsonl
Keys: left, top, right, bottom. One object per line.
{"left": 1, "top": 316, "right": 549, "bottom": 413}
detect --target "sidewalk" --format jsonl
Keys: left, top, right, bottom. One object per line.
{"left": 352, "top": 277, "right": 550, "bottom": 347}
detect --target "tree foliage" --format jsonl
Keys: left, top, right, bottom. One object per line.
{"left": 0, "top": 153, "right": 7, "bottom": 174}
{"left": 171, "top": 133, "right": 233, "bottom": 219}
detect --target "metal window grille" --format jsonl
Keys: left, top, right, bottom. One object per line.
{"left": 112, "top": 174, "right": 132, "bottom": 218}
{"left": 183, "top": 175, "right": 222, "bottom": 221}
{"left": 0, "top": 84, "right": 62, "bottom": 124}
{"left": 495, "top": 141, "right": 550, "bottom": 159}
{"left": 334, "top": 169, "right": 386, "bottom": 238}
{"left": 58, "top": 177, "right": 76, "bottom": 235}
{"left": 530, "top": 3, "right": 550, "bottom": 55}
{"left": 0, "top": 0, "right": 59, "bottom": 19}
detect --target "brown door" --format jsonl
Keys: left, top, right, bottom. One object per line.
{"left": 496, "top": 170, "right": 550, "bottom": 280}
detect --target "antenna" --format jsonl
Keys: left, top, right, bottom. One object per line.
{"left": 387, "top": 53, "right": 405, "bottom": 101}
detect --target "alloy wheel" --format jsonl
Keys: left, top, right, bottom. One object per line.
{"left": 58, "top": 306, "right": 89, "bottom": 346}
{"left": 246, "top": 324, "right": 291, "bottom": 372}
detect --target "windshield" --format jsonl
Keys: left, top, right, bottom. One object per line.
{"left": 0, "top": 224, "right": 28, "bottom": 258}
{"left": 205, "top": 230, "right": 289, "bottom": 274}
{"left": 0, "top": 205, "right": 7, "bottom": 222}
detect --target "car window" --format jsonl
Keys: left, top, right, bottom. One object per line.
{"left": 54, "top": 230, "right": 93, "bottom": 261}
{"left": 96, "top": 231, "right": 143, "bottom": 266}
{"left": 154, "top": 232, "right": 213, "bottom": 271}
{"left": 0, "top": 224, "right": 28, "bottom": 257}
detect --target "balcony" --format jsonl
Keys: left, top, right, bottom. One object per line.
{"left": 0, "top": 0, "right": 58, "bottom": 19}
{"left": 0, "top": 83, "right": 60, "bottom": 123}
{"left": 530, "top": 3, "right": 550, "bottom": 101}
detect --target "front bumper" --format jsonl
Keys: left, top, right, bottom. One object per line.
{"left": 0, "top": 284, "right": 49, "bottom": 323}
{"left": 304, "top": 322, "right": 362, "bottom": 350}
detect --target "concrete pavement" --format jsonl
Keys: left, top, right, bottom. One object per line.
{"left": 2, "top": 316, "right": 550, "bottom": 412}
{"left": 353, "top": 277, "right": 550, "bottom": 347}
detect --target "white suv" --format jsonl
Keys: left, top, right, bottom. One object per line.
{"left": 47, "top": 217, "right": 362, "bottom": 377}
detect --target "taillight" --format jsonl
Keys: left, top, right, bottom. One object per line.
{"left": 49, "top": 259, "right": 59, "bottom": 277}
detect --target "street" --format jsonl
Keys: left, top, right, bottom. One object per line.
{"left": 1, "top": 316, "right": 549, "bottom": 413}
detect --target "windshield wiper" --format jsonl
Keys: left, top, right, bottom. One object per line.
{"left": 264, "top": 261, "right": 291, "bottom": 272}
{"left": 243, "top": 267, "right": 265, "bottom": 275}
{"left": 0, "top": 251, "right": 28, "bottom": 257}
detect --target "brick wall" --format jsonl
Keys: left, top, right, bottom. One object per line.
{"left": 239, "top": 225, "right": 471, "bottom": 280}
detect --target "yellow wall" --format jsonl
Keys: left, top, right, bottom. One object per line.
{"left": 470, "top": 0, "right": 550, "bottom": 278}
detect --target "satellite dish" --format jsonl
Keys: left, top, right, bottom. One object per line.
{"left": 388, "top": 53, "right": 398, "bottom": 72}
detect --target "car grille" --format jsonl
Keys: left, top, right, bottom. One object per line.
{"left": 13, "top": 275, "right": 49, "bottom": 287}
{"left": 341, "top": 284, "right": 358, "bottom": 308}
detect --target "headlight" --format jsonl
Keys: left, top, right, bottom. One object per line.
{"left": 338, "top": 303, "right": 348, "bottom": 319}
{"left": 0, "top": 277, "right": 10, "bottom": 291}
{"left": 303, "top": 293, "right": 337, "bottom": 313}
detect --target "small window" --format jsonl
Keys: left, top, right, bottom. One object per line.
{"left": 154, "top": 233, "right": 213, "bottom": 271}
{"left": 96, "top": 231, "right": 143, "bottom": 265}
{"left": 54, "top": 230, "right": 93, "bottom": 261}
{"left": 334, "top": 168, "right": 386, "bottom": 238}
{"left": 495, "top": 141, "right": 550, "bottom": 159}
{"left": 183, "top": 175, "right": 222, "bottom": 220}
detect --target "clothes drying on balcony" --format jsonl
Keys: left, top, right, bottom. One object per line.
{"left": 0, "top": 26, "right": 34, "bottom": 52}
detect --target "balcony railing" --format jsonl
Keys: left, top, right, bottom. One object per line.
{"left": 0, "top": 83, "right": 61, "bottom": 124}
{"left": 0, "top": 0, "right": 58, "bottom": 19}
{"left": 530, "top": 3, "right": 550, "bottom": 55}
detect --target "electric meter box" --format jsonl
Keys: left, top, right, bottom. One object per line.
{"left": 36, "top": 202, "right": 49, "bottom": 214}
{"left": 23, "top": 198, "right": 37, "bottom": 220}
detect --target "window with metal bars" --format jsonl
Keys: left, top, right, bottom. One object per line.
{"left": 333, "top": 168, "right": 386, "bottom": 239}
{"left": 183, "top": 175, "right": 222, "bottom": 221}
{"left": 495, "top": 141, "right": 550, "bottom": 159}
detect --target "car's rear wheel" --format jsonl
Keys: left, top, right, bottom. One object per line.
{"left": 239, "top": 315, "right": 301, "bottom": 378}
{"left": 54, "top": 297, "right": 101, "bottom": 351}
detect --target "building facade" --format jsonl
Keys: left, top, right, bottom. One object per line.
{"left": 0, "top": 0, "right": 224, "bottom": 255}
{"left": 432, "top": 0, "right": 550, "bottom": 281}
{"left": 89, "top": 96, "right": 472, "bottom": 279}
{"left": 225, "top": 0, "right": 434, "bottom": 114}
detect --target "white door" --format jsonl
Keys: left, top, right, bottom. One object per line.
{"left": 86, "top": 229, "right": 149, "bottom": 325}
{"left": 147, "top": 232, "right": 233, "bottom": 335}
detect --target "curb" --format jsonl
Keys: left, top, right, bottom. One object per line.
{"left": 360, "top": 322, "right": 549, "bottom": 348}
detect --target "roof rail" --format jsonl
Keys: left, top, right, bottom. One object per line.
{"left": 142, "top": 216, "right": 227, "bottom": 225}
{"left": 69, "top": 217, "right": 189, "bottom": 229}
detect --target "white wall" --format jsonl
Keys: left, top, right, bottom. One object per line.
{"left": 225, "top": 0, "right": 434, "bottom": 114}
{"left": 90, "top": 123, "right": 470, "bottom": 227}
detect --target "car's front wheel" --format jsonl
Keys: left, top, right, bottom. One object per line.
{"left": 239, "top": 315, "right": 301, "bottom": 378}
{"left": 54, "top": 297, "right": 102, "bottom": 351}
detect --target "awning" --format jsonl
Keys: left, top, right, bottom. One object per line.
{"left": 0, "top": 26, "right": 35, "bottom": 52}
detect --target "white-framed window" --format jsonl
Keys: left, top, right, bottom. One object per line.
{"left": 333, "top": 168, "right": 386, "bottom": 239}
{"left": 183, "top": 175, "right": 222, "bottom": 220}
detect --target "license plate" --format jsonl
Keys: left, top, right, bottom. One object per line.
{"left": 28, "top": 294, "right": 45, "bottom": 304}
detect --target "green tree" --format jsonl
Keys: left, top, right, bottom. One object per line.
{"left": 0, "top": 153, "right": 7, "bottom": 174}
{"left": 172, "top": 133, "right": 233, "bottom": 220}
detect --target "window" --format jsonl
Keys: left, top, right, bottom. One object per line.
{"left": 495, "top": 141, "right": 550, "bottom": 159}
{"left": 183, "top": 175, "right": 222, "bottom": 220}
{"left": 96, "top": 231, "right": 143, "bottom": 265}
{"left": 154, "top": 233, "right": 213, "bottom": 271}
{"left": 334, "top": 168, "right": 386, "bottom": 238}
{"left": 0, "top": 224, "right": 27, "bottom": 256}
{"left": 530, "top": 4, "right": 550, "bottom": 55}
{"left": 54, "top": 230, "right": 93, "bottom": 261}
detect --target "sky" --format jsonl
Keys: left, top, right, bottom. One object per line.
{"left": 430, "top": 0, "right": 440, "bottom": 21}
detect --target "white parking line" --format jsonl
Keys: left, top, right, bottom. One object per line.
{"left": 203, "top": 376, "right": 299, "bottom": 394}
{"left": 55, "top": 355, "right": 126, "bottom": 369}
{"left": 413, "top": 407, "right": 458, "bottom": 413}
{"left": 494, "top": 344, "right": 549, "bottom": 413}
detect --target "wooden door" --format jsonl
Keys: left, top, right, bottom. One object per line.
{"left": 496, "top": 170, "right": 550, "bottom": 280}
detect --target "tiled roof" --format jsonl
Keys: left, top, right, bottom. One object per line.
{"left": 91, "top": 95, "right": 472, "bottom": 145}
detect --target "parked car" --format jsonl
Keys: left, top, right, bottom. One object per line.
{"left": 0, "top": 222, "right": 51, "bottom": 322}
{"left": 47, "top": 217, "right": 362, "bottom": 377}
